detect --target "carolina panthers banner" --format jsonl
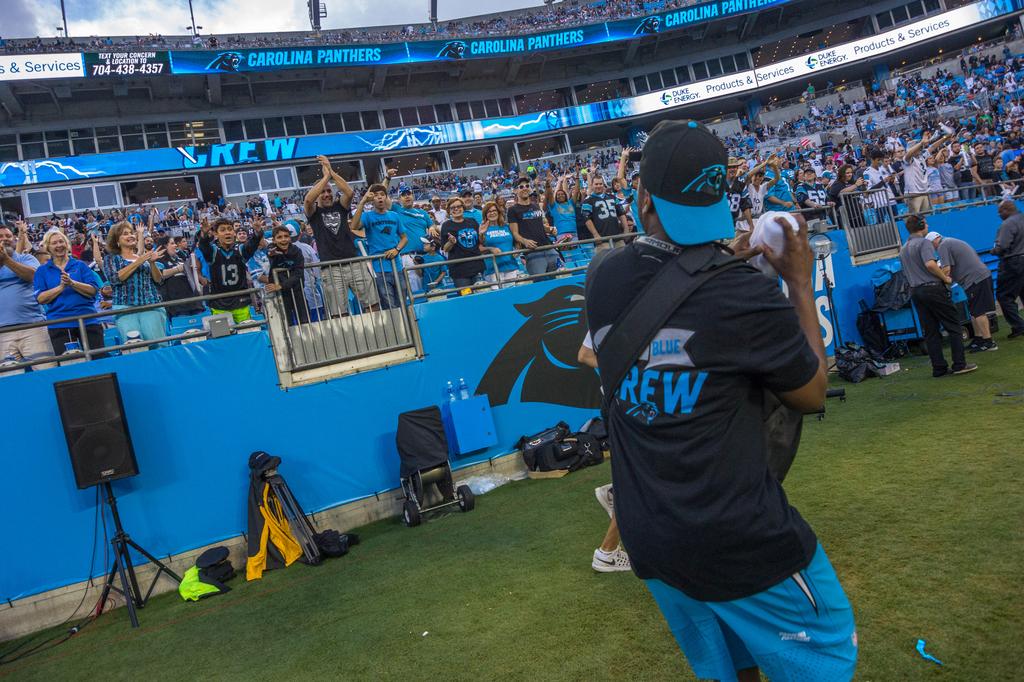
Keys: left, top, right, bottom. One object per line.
{"left": 163, "top": 0, "right": 790, "bottom": 75}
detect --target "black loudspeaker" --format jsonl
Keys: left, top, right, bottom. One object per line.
{"left": 54, "top": 373, "right": 139, "bottom": 489}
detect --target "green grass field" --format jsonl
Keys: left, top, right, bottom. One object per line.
{"left": 4, "top": 342, "right": 1023, "bottom": 681}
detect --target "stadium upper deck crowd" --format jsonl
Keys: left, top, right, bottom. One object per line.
{"left": 1, "top": 0, "right": 698, "bottom": 55}
{"left": 3, "top": 44, "right": 1024, "bottom": 367}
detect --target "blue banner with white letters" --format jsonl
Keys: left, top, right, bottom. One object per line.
{"left": 163, "top": 0, "right": 790, "bottom": 74}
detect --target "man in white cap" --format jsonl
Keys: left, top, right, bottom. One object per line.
{"left": 927, "top": 230, "right": 997, "bottom": 352}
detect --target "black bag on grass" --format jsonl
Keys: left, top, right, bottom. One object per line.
{"left": 835, "top": 343, "right": 879, "bottom": 383}
{"left": 518, "top": 422, "right": 571, "bottom": 470}
{"left": 518, "top": 425, "right": 603, "bottom": 472}
{"left": 856, "top": 311, "right": 888, "bottom": 358}
{"left": 579, "top": 417, "right": 610, "bottom": 452}
{"left": 314, "top": 530, "right": 360, "bottom": 558}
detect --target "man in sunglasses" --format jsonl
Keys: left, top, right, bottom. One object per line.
{"left": 508, "top": 178, "right": 558, "bottom": 278}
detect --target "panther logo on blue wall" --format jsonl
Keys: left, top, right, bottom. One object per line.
{"left": 477, "top": 284, "right": 601, "bottom": 409}
{"left": 634, "top": 16, "right": 662, "bottom": 34}
{"left": 437, "top": 41, "right": 467, "bottom": 59}
{"left": 206, "top": 51, "right": 244, "bottom": 72}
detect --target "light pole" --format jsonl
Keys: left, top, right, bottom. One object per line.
{"left": 186, "top": 0, "right": 201, "bottom": 37}
{"left": 59, "top": 0, "right": 68, "bottom": 36}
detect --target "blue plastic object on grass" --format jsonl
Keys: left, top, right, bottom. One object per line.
{"left": 916, "top": 639, "right": 943, "bottom": 666}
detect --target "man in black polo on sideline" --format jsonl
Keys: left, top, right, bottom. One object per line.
{"left": 993, "top": 200, "right": 1024, "bottom": 338}
{"left": 899, "top": 215, "right": 977, "bottom": 377}
{"left": 585, "top": 120, "right": 857, "bottom": 682}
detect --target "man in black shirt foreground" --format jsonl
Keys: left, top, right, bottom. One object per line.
{"left": 585, "top": 120, "right": 856, "bottom": 681}
{"left": 304, "top": 155, "right": 378, "bottom": 315}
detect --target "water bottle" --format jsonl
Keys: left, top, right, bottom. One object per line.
{"left": 458, "top": 377, "right": 470, "bottom": 401}
{"left": 446, "top": 380, "right": 457, "bottom": 403}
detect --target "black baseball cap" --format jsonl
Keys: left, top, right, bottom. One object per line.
{"left": 639, "top": 119, "right": 732, "bottom": 245}
{"left": 399, "top": 188, "right": 413, "bottom": 196}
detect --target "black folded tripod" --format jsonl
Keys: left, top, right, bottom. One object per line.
{"left": 97, "top": 481, "right": 181, "bottom": 628}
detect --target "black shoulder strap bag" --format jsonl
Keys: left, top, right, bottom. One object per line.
{"left": 585, "top": 242, "right": 803, "bottom": 483}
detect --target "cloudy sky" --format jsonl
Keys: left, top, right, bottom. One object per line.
{"left": 3, "top": 0, "right": 544, "bottom": 39}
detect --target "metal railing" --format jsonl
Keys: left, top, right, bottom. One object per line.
{"left": 837, "top": 177, "right": 1024, "bottom": 257}
{"left": 263, "top": 253, "right": 418, "bottom": 375}
{"left": 0, "top": 288, "right": 266, "bottom": 375}
{"left": 262, "top": 235, "right": 639, "bottom": 377}
{"left": 7, "top": 181, "right": 1019, "bottom": 378}
{"left": 401, "top": 234, "right": 631, "bottom": 300}
{"left": 836, "top": 186, "right": 902, "bottom": 257}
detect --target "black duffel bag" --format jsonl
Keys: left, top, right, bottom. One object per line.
{"left": 835, "top": 343, "right": 880, "bottom": 383}
{"left": 518, "top": 425, "right": 604, "bottom": 472}
{"left": 313, "top": 530, "right": 360, "bottom": 558}
{"left": 518, "top": 422, "right": 571, "bottom": 470}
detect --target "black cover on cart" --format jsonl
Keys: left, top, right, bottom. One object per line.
{"left": 396, "top": 406, "right": 450, "bottom": 478}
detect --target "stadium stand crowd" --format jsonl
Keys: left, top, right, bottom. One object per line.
{"left": 1, "top": 0, "right": 702, "bottom": 54}
{"left": 3, "top": 42, "right": 1024, "bottom": 368}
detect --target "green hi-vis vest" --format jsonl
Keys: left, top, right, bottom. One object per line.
{"left": 178, "top": 566, "right": 222, "bottom": 601}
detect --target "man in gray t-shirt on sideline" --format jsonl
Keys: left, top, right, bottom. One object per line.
{"left": 993, "top": 201, "right": 1024, "bottom": 338}
{"left": 899, "top": 215, "right": 976, "bottom": 377}
{"left": 929, "top": 231, "right": 998, "bottom": 352}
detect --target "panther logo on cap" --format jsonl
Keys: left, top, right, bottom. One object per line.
{"left": 682, "top": 164, "right": 726, "bottom": 195}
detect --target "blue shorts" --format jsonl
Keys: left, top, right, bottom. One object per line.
{"left": 646, "top": 544, "right": 857, "bottom": 682}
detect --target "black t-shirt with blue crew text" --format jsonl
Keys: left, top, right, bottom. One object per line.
{"left": 586, "top": 236, "right": 819, "bottom": 601}
{"left": 506, "top": 202, "right": 552, "bottom": 247}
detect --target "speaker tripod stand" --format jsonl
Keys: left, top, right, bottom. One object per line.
{"left": 96, "top": 481, "right": 181, "bottom": 628}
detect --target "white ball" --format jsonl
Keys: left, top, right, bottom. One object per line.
{"left": 750, "top": 211, "right": 800, "bottom": 255}
{"left": 749, "top": 211, "right": 799, "bottom": 276}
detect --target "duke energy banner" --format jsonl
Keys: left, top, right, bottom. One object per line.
{"left": 0, "top": 0, "right": 1016, "bottom": 188}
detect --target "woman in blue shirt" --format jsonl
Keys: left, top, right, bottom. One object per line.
{"left": 479, "top": 202, "right": 521, "bottom": 285}
{"left": 548, "top": 185, "right": 579, "bottom": 239}
{"left": 33, "top": 229, "right": 103, "bottom": 354}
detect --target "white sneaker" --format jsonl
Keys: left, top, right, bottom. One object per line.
{"left": 592, "top": 547, "right": 631, "bottom": 573}
{"left": 595, "top": 484, "right": 614, "bottom": 518}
